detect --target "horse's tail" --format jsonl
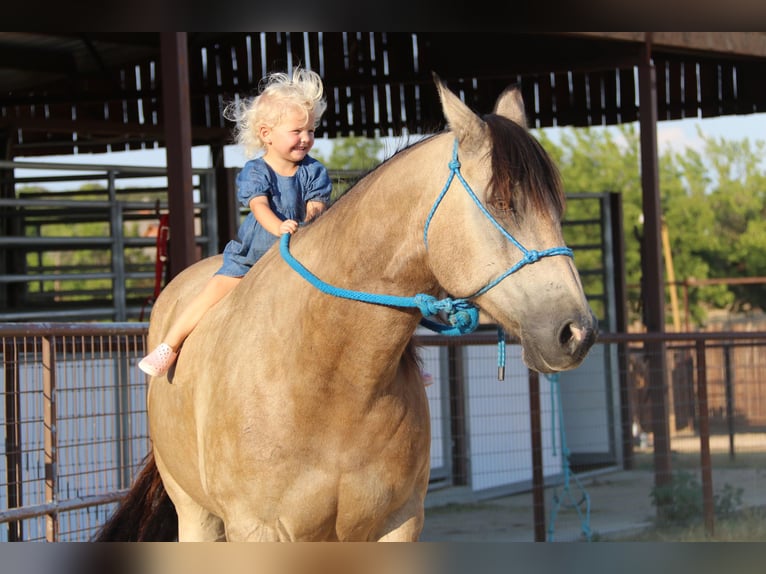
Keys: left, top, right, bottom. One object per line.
{"left": 92, "top": 451, "right": 178, "bottom": 541}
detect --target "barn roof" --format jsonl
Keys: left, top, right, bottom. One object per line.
{"left": 2, "top": 32, "right": 765, "bottom": 158}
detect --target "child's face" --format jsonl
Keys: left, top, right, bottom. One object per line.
{"left": 262, "top": 108, "right": 316, "bottom": 164}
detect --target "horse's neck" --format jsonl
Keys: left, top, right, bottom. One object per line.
{"left": 294, "top": 138, "right": 447, "bottom": 296}
{"left": 237, "top": 136, "right": 449, "bottom": 383}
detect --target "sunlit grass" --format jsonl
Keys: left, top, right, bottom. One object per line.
{"left": 610, "top": 506, "right": 766, "bottom": 541}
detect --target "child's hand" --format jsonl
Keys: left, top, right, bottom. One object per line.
{"left": 279, "top": 219, "right": 299, "bottom": 235}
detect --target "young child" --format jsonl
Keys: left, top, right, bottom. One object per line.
{"left": 138, "top": 67, "right": 332, "bottom": 377}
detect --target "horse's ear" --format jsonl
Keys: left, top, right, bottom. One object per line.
{"left": 493, "top": 85, "right": 528, "bottom": 128}
{"left": 433, "top": 72, "right": 487, "bottom": 151}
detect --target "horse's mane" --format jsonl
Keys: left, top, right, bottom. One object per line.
{"left": 323, "top": 117, "right": 563, "bottom": 222}
{"left": 484, "top": 114, "right": 565, "bottom": 219}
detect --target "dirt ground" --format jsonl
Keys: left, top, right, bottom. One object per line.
{"left": 420, "top": 464, "right": 766, "bottom": 542}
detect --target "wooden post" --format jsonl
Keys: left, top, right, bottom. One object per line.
{"left": 448, "top": 344, "right": 468, "bottom": 485}
{"left": 529, "top": 369, "right": 546, "bottom": 542}
{"left": 638, "top": 35, "right": 673, "bottom": 497}
{"left": 695, "top": 339, "right": 715, "bottom": 537}
{"left": 211, "top": 144, "right": 239, "bottom": 252}
{"left": 43, "top": 335, "right": 58, "bottom": 541}
{"left": 160, "top": 32, "right": 198, "bottom": 278}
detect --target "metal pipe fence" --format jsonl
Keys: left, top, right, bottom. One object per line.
{"left": 0, "top": 159, "right": 219, "bottom": 322}
{"left": 1, "top": 323, "right": 764, "bottom": 541}
{"left": 1, "top": 323, "right": 149, "bottom": 541}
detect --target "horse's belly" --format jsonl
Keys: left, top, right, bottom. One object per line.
{"left": 198, "top": 356, "right": 431, "bottom": 541}
{"left": 204, "top": 415, "right": 430, "bottom": 541}
{"left": 219, "top": 459, "right": 428, "bottom": 541}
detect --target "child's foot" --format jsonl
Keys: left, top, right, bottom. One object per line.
{"left": 138, "top": 343, "right": 178, "bottom": 377}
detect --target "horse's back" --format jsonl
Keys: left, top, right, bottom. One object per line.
{"left": 146, "top": 255, "right": 223, "bottom": 346}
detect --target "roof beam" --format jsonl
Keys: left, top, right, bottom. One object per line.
{"left": 0, "top": 43, "right": 76, "bottom": 74}
{"left": 1, "top": 117, "right": 228, "bottom": 141}
{"left": 568, "top": 32, "right": 766, "bottom": 59}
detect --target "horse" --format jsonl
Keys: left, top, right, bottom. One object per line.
{"left": 95, "top": 74, "right": 597, "bottom": 542}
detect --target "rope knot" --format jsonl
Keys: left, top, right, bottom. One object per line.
{"left": 525, "top": 249, "right": 541, "bottom": 263}
{"left": 451, "top": 309, "right": 475, "bottom": 329}
{"left": 448, "top": 158, "right": 461, "bottom": 171}
{"left": 414, "top": 295, "right": 479, "bottom": 335}
{"left": 413, "top": 294, "right": 441, "bottom": 317}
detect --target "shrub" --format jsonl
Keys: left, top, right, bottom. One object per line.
{"left": 649, "top": 470, "right": 743, "bottom": 527}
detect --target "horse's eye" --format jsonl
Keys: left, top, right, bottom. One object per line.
{"left": 491, "top": 198, "right": 514, "bottom": 214}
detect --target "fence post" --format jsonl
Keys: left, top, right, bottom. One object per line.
{"left": 42, "top": 335, "right": 59, "bottom": 541}
{"left": 447, "top": 344, "right": 468, "bottom": 485}
{"left": 723, "top": 343, "right": 736, "bottom": 460}
{"left": 528, "top": 369, "right": 546, "bottom": 542}
{"left": 695, "top": 339, "right": 715, "bottom": 537}
{"left": 3, "top": 339, "right": 23, "bottom": 540}
{"left": 109, "top": 172, "right": 127, "bottom": 322}
{"left": 115, "top": 336, "right": 132, "bottom": 488}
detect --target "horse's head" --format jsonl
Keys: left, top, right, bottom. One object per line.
{"left": 425, "top": 75, "right": 597, "bottom": 373}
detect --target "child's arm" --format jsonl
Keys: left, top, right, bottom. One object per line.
{"left": 249, "top": 196, "right": 299, "bottom": 236}
{"left": 305, "top": 200, "right": 327, "bottom": 223}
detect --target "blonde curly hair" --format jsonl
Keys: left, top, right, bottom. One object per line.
{"left": 224, "top": 67, "right": 327, "bottom": 159}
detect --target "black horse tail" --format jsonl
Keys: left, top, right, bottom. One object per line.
{"left": 92, "top": 451, "right": 178, "bottom": 541}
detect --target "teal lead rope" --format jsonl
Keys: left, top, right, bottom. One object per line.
{"left": 280, "top": 233, "right": 480, "bottom": 337}
{"left": 280, "top": 139, "right": 574, "bottom": 380}
{"left": 545, "top": 372, "right": 592, "bottom": 541}
{"left": 497, "top": 327, "right": 506, "bottom": 380}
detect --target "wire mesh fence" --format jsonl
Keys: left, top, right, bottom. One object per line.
{"left": 1, "top": 324, "right": 149, "bottom": 541}
{"left": 1, "top": 323, "right": 765, "bottom": 541}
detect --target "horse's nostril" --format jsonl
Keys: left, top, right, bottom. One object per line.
{"left": 560, "top": 319, "right": 598, "bottom": 360}
{"left": 559, "top": 322, "right": 574, "bottom": 347}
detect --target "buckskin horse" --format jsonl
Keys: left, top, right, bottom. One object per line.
{"left": 95, "top": 74, "right": 596, "bottom": 542}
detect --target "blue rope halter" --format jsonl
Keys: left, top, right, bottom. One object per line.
{"left": 546, "top": 373, "right": 592, "bottom": 541}
{"left": 280, "top": 138, "right": 574, "bottom": 374}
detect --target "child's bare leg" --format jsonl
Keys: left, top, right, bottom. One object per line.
{"left": 139, "top": 274, "right": 241, "bottom": 376}
{"left": 163, "top": 274, "right": 241, "bottom": 350}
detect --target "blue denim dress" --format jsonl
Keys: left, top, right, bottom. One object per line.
{"left": 216, "top": 156, "right": 332, "bottom": 277}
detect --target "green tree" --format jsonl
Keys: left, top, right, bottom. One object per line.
{"left": 536, "top": 124, "right": 766, "bottom": 327}
{"left": 699, "top": 134, "right": 766, "bottom": 311}
{"left": 313, "top": 136, "right": 384, "bottom": 202}
{"left": 537, "top": 126, "right": 644, "bottom": 322}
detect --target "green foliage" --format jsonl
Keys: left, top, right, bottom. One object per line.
{"left": 536, "top": 124, "right": 766, "bottom": 325}
{"left": 315, "top": 136, "right": 384, "bottom": 171}
{"left": 649, "top": 470, "right": 744, "bottom": 527}
{"left": 313, "top": 136, "right": 384, "bottom": 202}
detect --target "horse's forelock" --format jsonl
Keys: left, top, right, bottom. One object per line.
{"left": 484, "top": 114, "right": 565, "bottom": 219}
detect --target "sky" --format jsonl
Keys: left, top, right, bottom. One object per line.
{"left": 13, "top": 112, "right": 766, "bottom": 186}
